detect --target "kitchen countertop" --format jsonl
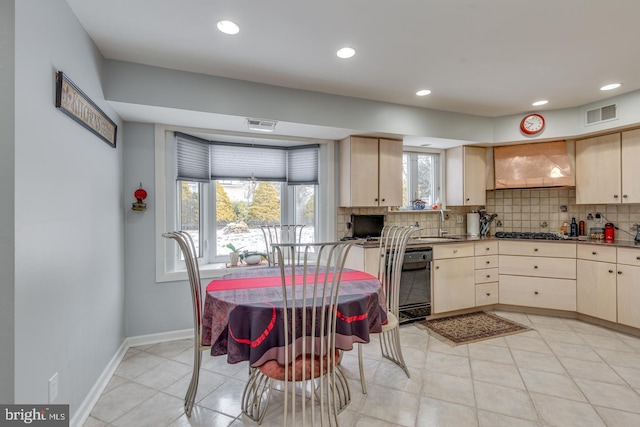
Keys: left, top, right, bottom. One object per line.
{"left": 355, "top": 235, "right": 640, "bottom": 249}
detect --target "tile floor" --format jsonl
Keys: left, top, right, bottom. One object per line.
{"left": 84, "top": 311, "right": 640, "bottom": 427}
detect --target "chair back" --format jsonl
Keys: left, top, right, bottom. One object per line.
{"left": 260, "top": 224, "right": 306, "bottom": 266}
{"left": 376, "top": 226, "right": 419, "bottom": 317}
{"left": 162, "top": 231, "right": 210, "bottom": 416}
{"left": 272, "top": 241, "right": 355, "bottom": 426}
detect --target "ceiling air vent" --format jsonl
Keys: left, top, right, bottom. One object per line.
{"left": 247, "top": 118, "right": 277, "bottom": 132}
{"left": 585, "top": 103, "right": 618, "bottom": 126}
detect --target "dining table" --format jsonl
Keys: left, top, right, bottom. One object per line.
{"left": 201, "top": 265, "right": 387, "bottom": 367}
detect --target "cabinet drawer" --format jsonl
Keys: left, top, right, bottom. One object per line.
{"left": 475, "top": 241, "right": 498, "bottom": 256}
{"left": 475, "top": 268, "right": 499, "bottom": 284}
{"left": 475, "top": 255, "right": 498, "bottom": 269}
{"left": 577, "top": 244, "right": 616, "bottom": 263}
{"left": 476, "top": 283, "right": 499, "bottom": 306}
{"left": 499, "top": 275, "right": 576, "bottom": 311}
{"left": 617, "top": 247, "right": 640, "bottom": 267}
{"left": 499, "top": 241, "right": 576, "bottom": 258}
{"left": 433, "top": 242, "right": 475, "bottom": 259}
{"left": 499, "top": 255, "right": 576, "bottom": 279}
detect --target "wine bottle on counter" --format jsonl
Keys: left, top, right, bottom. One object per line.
{"left": 570, "top": 217, "right": 578, "bottom": 237}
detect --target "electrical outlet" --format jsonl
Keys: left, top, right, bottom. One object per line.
{"left": 49, "top": 372, "right": 58, "bottom": 403}
{"left": 456, "top": 215, "right": 464, "bottom": 224}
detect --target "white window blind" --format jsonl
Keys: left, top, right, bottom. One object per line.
{"left": 175, "top": 132, "right": 319, "bottom": 184}
{"left": 210, "top": 143, "right": 287, "bottom": 181}
{"left": 288, "top": 145, "right": 319, "bottom": 185}
{"left": 175, "top": 132, "right": 210, "bottom": 182}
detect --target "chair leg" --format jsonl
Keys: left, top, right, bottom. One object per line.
{"left": 357, "top": 343, "right": 367, "bottom": 394}
{"left": 379, "top": 327, "right": 410, "bottom": 378}
{"left": 241, "top": 368, "right": 273, "bottom": 424}
{"left": 184, "top": 346, "right": 202, "bottom": 417}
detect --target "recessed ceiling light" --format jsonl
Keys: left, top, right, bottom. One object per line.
{"left": 336, "top": 47, "right": 355, "bottom": 59}
{"left": 600, "top": 83, "right": 621, "bottom": 91}
{"left": 532, "top": 100, "right": 548, "bottom": 106}
{"left": 416, "top": 89, "right": 432, "bottom": 97}
{"left": 217, "top": 20, "right": 239, "bottom": 35}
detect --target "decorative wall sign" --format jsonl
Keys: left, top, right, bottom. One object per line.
{"left": 55, "top": 71, "right": 117, "bottom": 148}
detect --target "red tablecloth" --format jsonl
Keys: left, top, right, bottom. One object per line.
{"left": 202, "top": 266, "right": 387, "bottom": 367}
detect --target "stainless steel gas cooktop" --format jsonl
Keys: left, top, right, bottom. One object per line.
{"left": 493, "top": 231, "right": 562, "bottom": 240}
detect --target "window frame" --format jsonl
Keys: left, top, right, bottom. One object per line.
{"left": 402, "top": 148, "right": 445, "bottom": 210}
{"left": 155, "top": 124, "right": 335, "bottom": 282}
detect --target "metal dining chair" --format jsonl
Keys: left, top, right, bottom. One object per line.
{"left": 162, "top": 231, "right": 211, "bottom": 417}
{"left": 241, "top": 242, "right": 355, "bottom": 426}
{"left": 357, "top": 225, "right": 419, "bottom": 393}
{"left": 260, "top": 224, "right": 306, "bottom": 266}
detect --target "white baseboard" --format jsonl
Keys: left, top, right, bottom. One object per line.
{"left": 70, "top": 328, "right": 194, "bottom": 427}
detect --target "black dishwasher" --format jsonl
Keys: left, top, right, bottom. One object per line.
{"left": 398, "top": 247, "right": 432, "bottom": 324}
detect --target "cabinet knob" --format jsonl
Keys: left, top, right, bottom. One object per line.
{"left": 609, "top": 269, "right": 614, "bottom": 273}
{"left": 614, "top": 194, "right": 619, "bottom": 198}
{"left": 466, "top": 198, "right": 470, "bottom": 202}
{"left": 485, "top": 247, "right": 490, "bottom": 251}
{"left": 623, "top": 194, "right": 628, "bottom": 198}
{"left": 618, "top": 271, "right": 622, "bottom": 275}
{"left": 486, "top": 274, "right": 491, "bottom": 278}
{"left": 453, "top": 249, "right": 458, "bottom": 253}
{"left": 534, "top": 291, "right": 539, "bottom": 295}
{"left": 486, "top": 260, "right": 490, "bottom": 264}
{"left": 381, "top": 198, "right": 385, "bottom": 202}
{"left": 436, "top": 266, "right": 440, "bottom": 269}
{"left": 534, "top": 265, "right": 538, "bottom": 269}
{"left": 374, "top": 198, "right": 379, "bottom": 202}
{"left": 636, "top": 256, "right": 640, "bottom": 260}
{"left": 592, "top": 251, "right": 597, "bottom": 255}
{"left": 486, "top": 293, "right": 491, "bottom": 296}
{"left": 534, "top": 248, "right": 539, "bottom": 252}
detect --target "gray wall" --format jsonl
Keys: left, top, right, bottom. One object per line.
{"left": 0, "top": 0, "right": 16, "bottom": 404}
{"left": 122, "top": 123, "right": 193, "bottom": 336}
{"left": 13, "top": 0, "right": 125, "bottom": 414}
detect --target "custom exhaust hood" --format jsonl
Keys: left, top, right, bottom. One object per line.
{"left": 493, "top": 140, "right": 575, "bottom": 189}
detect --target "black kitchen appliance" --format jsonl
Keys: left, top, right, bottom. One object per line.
{"left": 351, "top": 214, "right": 385, "bottom": 239}
{"left": 494, "top": 231, "right": 562, "bottom": 240}
{"left": 398, "top": 247, "right": 433, "bottom": 324}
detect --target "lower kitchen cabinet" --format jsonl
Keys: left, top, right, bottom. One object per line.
{"left": 617, "top": 248, "right": 640, "bottom": 329}
{"left": 576, "top": 245, "right": 617, "bottom": 322}
{"left": 476, "top": 282, "right": 499, "bottom": 306}
{"left": 499, "top": 275, "right": 576, "bottom": 311}
{"left": 432, "top": 255, "right": 475, "bottom": 313}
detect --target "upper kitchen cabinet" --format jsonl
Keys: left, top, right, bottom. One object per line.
{"left": 339, "top": 136, "right": 403, "bottom": 207}
{"left": 445, "top": 146, "right": 486, "bottom": 206}
{"left": 576, "top": 130, "right": 640, "bottom": 204}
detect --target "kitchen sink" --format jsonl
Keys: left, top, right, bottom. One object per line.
{"left": 411, "top": 236, "right": 463, "bottom": 243}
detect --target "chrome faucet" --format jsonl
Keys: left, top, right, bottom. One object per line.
{"left": 438, "top": 209, "right": 448, "bottom": 237}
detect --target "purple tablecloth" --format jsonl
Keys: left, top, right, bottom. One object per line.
{"left": 202, "top": 266, "right": 387, "bottom": 366}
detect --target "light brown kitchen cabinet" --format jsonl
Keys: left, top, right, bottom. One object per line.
{"left": 474, "top": 242, "right": 499, "bottom": 306}
{"left": 498, "top": 241, "right": 576, "bottom": 311}
{"left": 576, "top": 130, "right": 640, "bottom": 204}
{"left": 576, "top": 245, "right": 617, "bottom": 323}
{"left": 617, "top": 247, "right": 640, "bottom": 329}
{"left": 342, "top": 245, "right": 380, "bottom": 276}
{"left": 445, "top": 146, "right": 486, "bottom": 206}
{"left": 432, "top": 243, "right": 475, "bottom": 313}
{"left": 339, "top": 136, "right": 403, "bottom": 207}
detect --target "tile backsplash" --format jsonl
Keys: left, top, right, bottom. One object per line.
{"left": 485, "top": 187, "right": 640, "bottom": 242}
{"left": 337, "top": 187, "right": 640, "bottom": 242}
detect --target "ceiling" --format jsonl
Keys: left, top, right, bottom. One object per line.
{"left": 65, "top": 0, "right": 640, "bottom": 148}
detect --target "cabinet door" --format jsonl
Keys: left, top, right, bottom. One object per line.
{"left": 576, "top": 259, "right": 617, "bottom": 322}
{"left": 349, "top": 137, "right": 380, "bottom": 206}
{"left": 621, "top": 129, "right": 640, "bottom": 203}
{"left": 463, "top": 146, "right": 487, "bottom": 206}
{"left": 378, "top": 138, "right": 403, "bottom": 207}
{"left": 617, "top": 264, "right": 640, "bottom": 329}
{"left": 575, "top": 133, "right": 621, "bottom": 204}
{"left": 432, "top": 257, "right": 475, "bottom": 313}
{"left": 499, "top": 275, "right": 576, "bottom": 311}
